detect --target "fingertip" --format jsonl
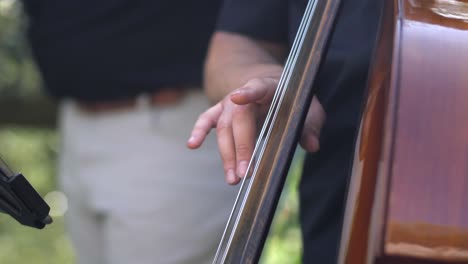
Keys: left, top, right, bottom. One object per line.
{"left": 233, "top": 177, "right": 242, "bottom": 185}
{"left": 186, "top": 142, "right": 197, "bottom": 149}
{"left": 231, "top": 84, "right": 260, "bottom": 105}
{"left": 230, "top": 90, "right": 249, "bottom": 105}
{"left": 226, "top": 169, "right": 240, "bottom": 185}
{"left": 237, "top": 160, "right": 249, "bottom": 178}
{"left": 300, "top": 135, "right": 320, "bottom": 153}
{"left": 311, "top": 138, "right": 320, "bottom": 152}
{"left": 186, "top": 135, "right": 201, "bottom": 149}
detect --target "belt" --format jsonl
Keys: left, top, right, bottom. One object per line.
{"left": 77, "top": 89, "right": 187, "bottom": 113}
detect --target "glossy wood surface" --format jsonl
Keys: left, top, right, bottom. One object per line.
{"left": 338, "top": 0, "right": 394, "bottom": 262}
{"left": 339, "top": 0, "right": 468, "bottom": 263}
{"left": 384, "top": 0, "right": 468, "bottom": 262}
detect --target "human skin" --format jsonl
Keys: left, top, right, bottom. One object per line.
{"left": 187, "top": 31, "right": 326, "bottom": 185}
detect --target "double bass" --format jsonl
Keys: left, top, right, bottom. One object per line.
{"left": 340, "top": 0, "right": 468, "bottom": 263}
{"left": 212, "top": 0, "right": 468, "bottom": 263}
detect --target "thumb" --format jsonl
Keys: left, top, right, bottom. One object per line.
{"left": 230, "top": 78, "right": 278, "bottom": 105}
{"left": 300, "top": 96, "right": 326, "bottom": 152}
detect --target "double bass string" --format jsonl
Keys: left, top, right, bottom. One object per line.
{"left": 213, "top": 1, "right": 317, "bottom": 262}
{"left": 213, "top": 0, "right": 318, "bottom": 262}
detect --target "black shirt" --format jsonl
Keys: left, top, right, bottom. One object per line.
{"left": 21, "top": 0, "right": 221, "bottom": 102}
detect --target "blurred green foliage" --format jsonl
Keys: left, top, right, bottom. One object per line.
{"left": 0, "top": 0, "right": 303, "bottom": 263}
{"left": 0, "top": 128, "right": 75, "bottom": 264}
{"left": 260, "top": 151, "right": 304, "bottom": 264}
{"left": 0, "top": 0, "right": 43, "bottom": 98}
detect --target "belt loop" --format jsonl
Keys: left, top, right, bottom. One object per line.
{"left": 136, "top": 93, "right": 151, "bottom": 110}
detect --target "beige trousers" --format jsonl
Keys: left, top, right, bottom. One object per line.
{"left": 58, "top": 90, "right": 237, "bottom": 264}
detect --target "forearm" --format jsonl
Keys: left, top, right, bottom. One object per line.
{"left": 203, "top": 31, "right": 287, "bottom": 102}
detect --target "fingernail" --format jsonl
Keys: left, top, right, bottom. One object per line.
{"left": 227, "top": 169, "right": 237, "bottom": 184}
{"left": 231, "top": 89, "right": 244, "bottom": 96}
{"left": 188, "top": 136, "right": 196, "bottom": 143}
{"left": 238, "top": 161, "right": 248, "bottom": 178}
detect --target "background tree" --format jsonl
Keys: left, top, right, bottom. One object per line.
{"left": 0, "top": 0, "right": 56, "bottom": 128}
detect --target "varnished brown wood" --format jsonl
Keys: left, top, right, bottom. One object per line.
{"left": 385, "top": 0, "right": 468, "bottom": 262}
{"left": 338, "top": 0, "right": 393, "bottom": 262}
{"left": 340, "top": 0, "right": 468, "bottom": 263}
{"left": 376, "top": 255, "right": 468, "bottom": 264}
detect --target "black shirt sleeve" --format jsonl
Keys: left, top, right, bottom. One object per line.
{"left": 216, "top": 0, "right": 289, "bottom": 43}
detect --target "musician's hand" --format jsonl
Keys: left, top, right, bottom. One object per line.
{"left": 187, "top": 78, "right": 325, "bottom": 185}
{"left": 299, "top": 96, "right": 326, "bottom": 153}
{"left": 187, "top": 78, "right": 275, "bottom": 184}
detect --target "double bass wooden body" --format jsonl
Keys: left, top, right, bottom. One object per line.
{"left": 339, "top": 0, "right": 468, "bottom": 263}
